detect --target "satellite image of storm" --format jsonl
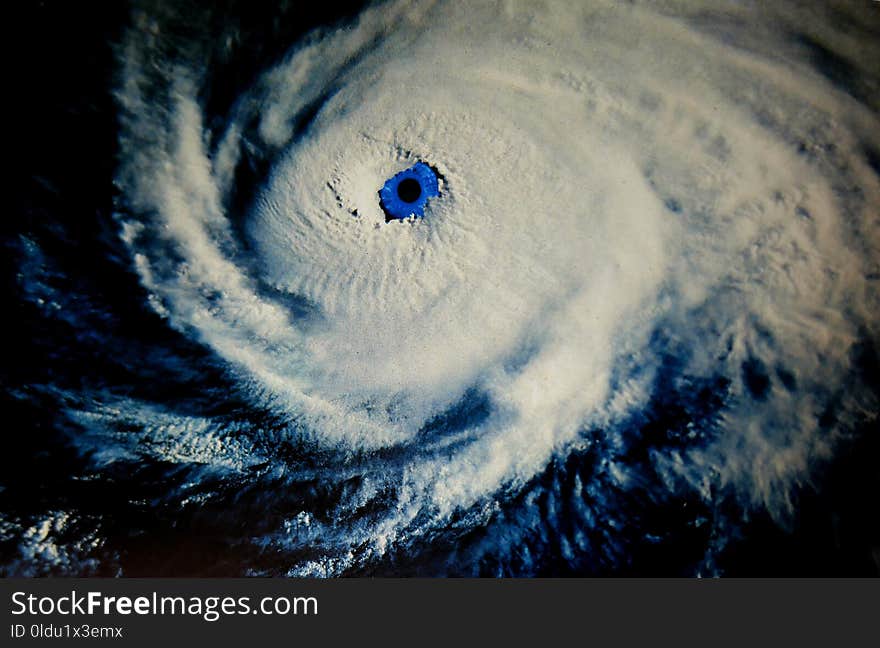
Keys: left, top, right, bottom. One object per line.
{"left": 3, "top": 0, "right": 879, "bottom": 577}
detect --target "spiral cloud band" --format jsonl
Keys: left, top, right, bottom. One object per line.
{"left": 6, "top": 0, "right": 878, "bottom": 576}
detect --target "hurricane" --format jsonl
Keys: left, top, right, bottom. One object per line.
{"left": 4, "top": 0, "right": 879, "bottom": 576}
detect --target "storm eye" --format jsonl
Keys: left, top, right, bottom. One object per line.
{"left": 378, "top": 162, "right": 440, "bottom": 222}
{"left": 397, "top": 178, "right": 421, "bottom": 203}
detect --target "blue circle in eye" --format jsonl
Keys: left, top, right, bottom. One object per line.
{"left": 378, "top": 162, "right": 440, "bottom": 221}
